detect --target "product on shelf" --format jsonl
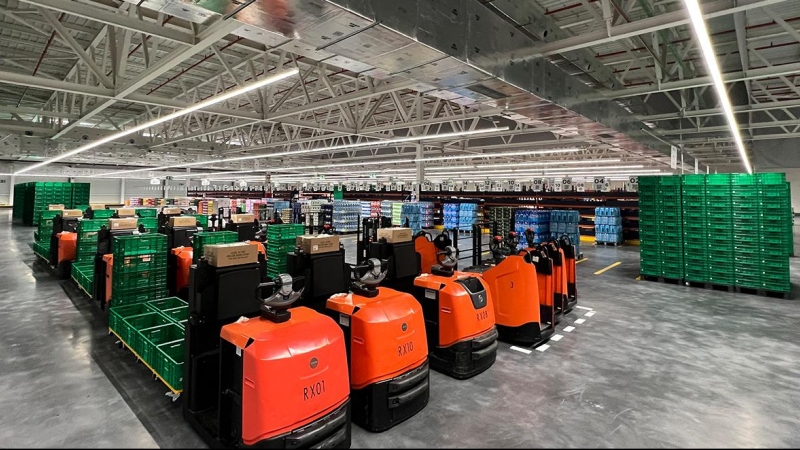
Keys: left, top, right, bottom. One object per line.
{"left": 514, "top": 209, "right": 550, "bottom": 247}
{"left": 332, "top": 200, "right": 360, "bottom": 233}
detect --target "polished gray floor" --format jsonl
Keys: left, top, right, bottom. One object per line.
{"left": 3, "top": 210, "right": 800, "bottom": 448}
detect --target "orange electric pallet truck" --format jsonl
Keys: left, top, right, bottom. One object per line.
{"left": 520, "top": 229, "right": 558, "bottom": 325}
{"left": 48, "top": 211, "right": 81, "bottom": 278}
{"left": 365, "top": 226, "right": 499, "bottom": 379}
{"left": 326, "top": 259, "right": 430, "bottom": 432}
{"left": 559, "top": 235, "right": 579, "bottom": 310}
{"left": 184, "top": 257, "right": 352, "bottom": 448}
{"left": 463, "top": 223, "right": 553, "bottom": 347}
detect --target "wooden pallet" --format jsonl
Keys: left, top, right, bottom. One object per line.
{"left": 639, "top": 274, "right": 684, "bottom": 285}
{"left": 735, "top": 286, "right": 791, "bottom": 299}
{"left": 684, "top": 280, "right": 736, "bottom": 292}
{"left": 108, "top": 328, "right": 182, "bottom": 398}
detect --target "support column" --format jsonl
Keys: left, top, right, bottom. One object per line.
{"left": 414, "top": 142, "right": 424, "bottom": 200}
{"left": 119, "top": 178, "right": 126, "bottom": 204}
{"left": 8, "top": 175, "right": 15, "bottom": 206}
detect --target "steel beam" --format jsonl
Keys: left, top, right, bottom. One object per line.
{"left": 525, "top": 0, "right": 790, "bottom": 57}
{"left": 18, "top": 0, "right": 194, "bottom": 44}
{"left": 639, "top": 98, "right": 800, "bottom": 121}
{"left": 606, "top": 61, "right": 800, "bottom": 98}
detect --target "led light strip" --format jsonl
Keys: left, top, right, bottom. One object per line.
{"left": 95, "top": 127, "right": 510, "bottom": 177}
{"left": 13, "top": 68, "right": 300, "bottom": 175}
{"left": 683, "top": 0, "right": 752, "bottom": 174}
{"left": 414, "top": 148, "right": 583, "bottom": 162}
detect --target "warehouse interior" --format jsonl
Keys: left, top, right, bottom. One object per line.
{"left": 1, "top": 0, "right": 799, "bottom": 448}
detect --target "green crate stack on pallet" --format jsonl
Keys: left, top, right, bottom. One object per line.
{"left": 92, "top": 209, "right": 115, "bottom": 219}
{"left": 14, "top": 181, "right": 90, "bottom": 226}
{"left": 757, "top": 173, "right": 792, "bottom": 292}
{"left": 731, "top": 174, "right": 761, "bottom": 289}
{"left": 705, "top": 174, "right": 735, "bottom": 286}
{"left": 70, "top": 218, "right": 108, "bottom": 296}
{"left": 638, "top": 176, "right": 661, "bottom": 277}
{"left": 658, "top": 176, "right": 684, "bottom": 279}
{"left": 266, "top": 224, "right": 306, "bottom": 278}
{"left": 488, "top": 207, "right": 514, "bottom": 237}
{"left": 139, "top": 218, "right": 158, "bottom": 232}
{"left": 31, "top": 209, "right": 61, "bottom": 259}
{"left": 111, "top": 234, "right": 168, "bottom": 306}
{"left": 71, "top": 183, "right": 90, "bottom": 207}
{"left": 192, "top": 231, "right": 239, "bottom": 263}
{"left": 108, "top": 296, "right": 188, "bottom": 391}
{"left": 681, "top": 175, "right": 708, "bottom": 283}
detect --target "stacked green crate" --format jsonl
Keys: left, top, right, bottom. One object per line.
{"left": 731, "top": 174, "right": 761, "bottom": 289}
{"left": 638, "top": 176, "right": 661, "bottom": 276}
{"left": 658, "top": 176, "right": 684, "bottom": 279}
{"left": 139, "top": 218, "right": 158, "bottom": 232}
{"left": 111, "top": 234, "right": 168, "bottom": 306}
{"left": 705, "top": 174, "right": 735, "bottom": 285}
{"left": 92, "top": 209, "right": 115, "bottom": 219}
{"left": 681, "top": 175, "right": 708, "bottom": 282}
{"left": 35, "top": 209, "right": 60, "bottom": 243}
{"left": 70, "top": 183, "right": 90, "bottom": 208}
{"left": 192, "top": 231, "right": 239, "bottom": 263}
{"left": 71, "top": 219, "right": 108, "bottom": 296}
{"left": 266, "top": 224, "right": 305, "bottom": 278}
{"left": 757, "top": 173, "right": 791, "bottom": 292}
{"left": 32, "top": 182, "right": 72, "bottom": 226}
{"left": 135, "top": 208, "right": 158, "bottom": 218}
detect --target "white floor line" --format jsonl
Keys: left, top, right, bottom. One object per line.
{"left": 536, "top": 344, "right": 551, "bottom": 352}
{"left": 575, "top": 318, "right": 586, "bottom": 325}
{"left": 563, "top": 326, "right": 576, "bottom": 333}
{"left": 510, "top": 346, "right": 532, "bottom": 354}
{"left": 576, "top": 305, "right": 593, "bottom": 311}
{"left": 551, "top": 334, "right": 563, "bottom": 342}
{"left": 585, "top": 311, "right": 596, "bottom": 317}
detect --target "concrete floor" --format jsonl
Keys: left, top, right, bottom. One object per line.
{"left": 3, "top": 209, "right": 800, "bottom": 448}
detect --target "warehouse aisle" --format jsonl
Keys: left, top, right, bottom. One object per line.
{"left": 5, "top": 214, "right": 800, "bottom": 448}
{"left": 0, "top": 211, "right": 159, "bottom": 448}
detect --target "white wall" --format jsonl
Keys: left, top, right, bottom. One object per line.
{"left": 761, "top": 169, "right": 800, "bottom": 213}
{"left": 0, "top": 176, "right": 187, "bottom": 206}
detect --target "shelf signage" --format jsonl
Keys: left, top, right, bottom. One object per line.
{"left": 576, "top": 181, "right": 585, "bottom": 193}
{"left": 626, "top": 177, "right": 639, "bottom": 192}
{"left": 532, "top": 178, "right": 543, "bottom": 192}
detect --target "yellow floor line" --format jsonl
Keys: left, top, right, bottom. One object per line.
{"left": 576, "top": 258, "right": 588, "bottom": 264}
{"left": 594, "top": 261, "right": 622, "bottom": 275}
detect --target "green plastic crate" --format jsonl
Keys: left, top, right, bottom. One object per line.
{"left": 108, "top": 303, "right": 153, "bottom": 335}
{"left": 113, "top": 254, "right": 168, "bottom": 274}
{"left": 113, "top": 234, "right": 167, "bottom": 258}
{"left": 154, "top": 340, "right": 185, "bottom": 391}
{"left": 119, "top": 312, "right": 171, "bottom": 347}
{"left": 111, "top": 287, "right": 168, "bottom": 307}
{"left": 146, "top": 297, "right": 187, "bottom": 313}
{"left": 136, "top": 208, "right": 158, "bottom": 218}
{"left": 266, "top": 224, "right": 306, "bottom": 241}
{"left": 137, "top": 323, "right": 184, "bottom": 365}
{"left": 93, "top": 209, "right": 115, "bottom": 219}
{"left": 756, "top": 173, "right": 786, "bottom": 185}
{"left": 706, "top": 174, "right": 732, "bottom": 185}
{"left": 112, "top": 270, "right": 167, "bottom": 291}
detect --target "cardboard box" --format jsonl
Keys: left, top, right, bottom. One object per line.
{"left": 204, "top": 242, "right": 258, "bottom": 268}
{"left": 377, "top": 227, "right": 413, "bottom": 243}
{"left": 297, "top": 235, "right": 340, "bottom": 255}
{"left": 61, "top": 209, "right": 83, "bottom": 218}
{"left": 162, "top": 207, "right": 182, "bottom": 215}
{"left": 169, "top": 216, "right": 197, "bottom": 227}
{"left": 109, "top": 218, "right": 138, "bottom": 230}
{"left": 231, "top": 213, "right": 255, "bottom": 224}
{"left": 116, "top": 208, "right": 136, "bottom": 217}
{"left": 47, "top": 204, "right": 65, "bottom": 210}
{"left": 89, "top": 203, "right": 106, "bottom": 210}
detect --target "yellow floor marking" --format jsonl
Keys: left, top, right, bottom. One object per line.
{"left": 594, "top": 261, "right": 622, "bottom": 275}
{"left": 576, "top": 258, "right": 588, "bottom": 264}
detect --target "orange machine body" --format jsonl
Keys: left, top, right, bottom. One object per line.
{"left": 414, "top": 273, "right": 495, "bottom": 347}
{"left": 220, "top": 307, "right": 350, "bottom": 446}
{"left": 326, "top": 289, "right": 428, "bottom": 390}
{"left": 245, "top": 240, "right": 267, "bottom": 258}
{"left": 103, "top": 254, "right": 113, "bottom": 304}
{"left": 519, "top": 248, "right": 555, "bottom": 312}
{"left": 555, "top": 248, "right": 567, "bottom": 303}
{"left": 414, "top": 237, "right": 438, "bottom": 275}
{"left": 57, "top": 232, "right": 77, "bottom": 264}
{"left": 171, "top": 247, "right": 193, "bottom": 293}
{"left": 478, "top": 255, "right": 541, "bottom": 328}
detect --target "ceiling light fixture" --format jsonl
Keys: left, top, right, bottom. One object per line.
{"left": 95, "top": 127, "right": 510, "bottom": 177}
{"left": 14, "top": 68, "right": 300, "bottom": 175}
{"left": 414, "top": 148, "right": 583, "bottom": 162}
{"left": 683, "top": 0, "right": 752, "bottom": 174}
